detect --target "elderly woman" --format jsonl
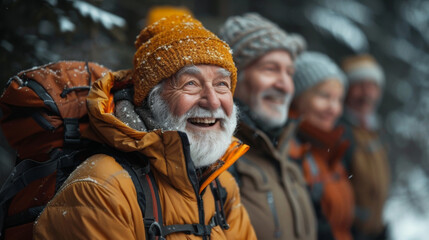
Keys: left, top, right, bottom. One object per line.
{"left": 289, "top": 51, "right": 355, "bottom": 240}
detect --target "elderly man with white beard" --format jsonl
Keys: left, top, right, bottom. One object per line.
{"left": 219, "top": 13, "right": 317, "bottom": 240}
{"left": 34, "top": 15, "right": 256, "bottom": 240}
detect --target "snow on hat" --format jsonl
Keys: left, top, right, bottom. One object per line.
{"left": 132, "top": 14, "right": 237, "bottom": 106}
{"left": 218, "top": 13, "right": 306, "bottom": 71}
{"left": 293, "top": 51, "right": 346, "bottom": 96}
{"left": 342, "top": 54, "right": 385, "bottom": 88}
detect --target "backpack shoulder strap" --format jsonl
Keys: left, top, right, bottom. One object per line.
{"left": 0, "top": 157, "right": 59, "bottom": 232}
{"left": 0, "top": 143, "right": 100, "bottom": 234}
{"left": 210, "top": 178, "right": 230, "bottom": 230}
{"left": 111, "top": 152, "right": 164, "bottom": 239}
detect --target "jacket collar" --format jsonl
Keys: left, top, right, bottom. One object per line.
{"left": 236, "top": 118, "right": 297, "bottom": 161}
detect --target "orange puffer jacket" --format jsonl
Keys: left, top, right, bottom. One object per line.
{"left": 289, "top": 120, "right": 355, "bottom": 240}
{"left": 33, "top": 71, "right": 256, "bottom": 240}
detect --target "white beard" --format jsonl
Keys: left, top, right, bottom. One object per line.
{"left": 148, "top": 84, "right": 238, "bottom": 168}
{"left": 251, "top": 88, "right": 292, "bottom": 129}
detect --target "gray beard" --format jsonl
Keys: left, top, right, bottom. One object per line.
{"left": 147, "top": 84, "right": 238, "bottom": 168}
{"left": 250, "top": 90, "right": 292, "bottom": 130}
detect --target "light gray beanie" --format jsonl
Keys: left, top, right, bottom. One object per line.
{"left": 293, "top": 51, "right": 347, "bottom": 96}
{"left": 218, "top": 13, "right": 306, "bottom": 71}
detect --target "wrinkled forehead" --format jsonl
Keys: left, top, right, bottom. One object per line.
{"left": 173, "top": 65, "right": 231, "bottom": 80}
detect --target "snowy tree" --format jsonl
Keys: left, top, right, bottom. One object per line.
{"left": 0, "top": 0, "right": 127, "bottom": 87}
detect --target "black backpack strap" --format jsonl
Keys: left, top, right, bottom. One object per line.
{"left": 0, "top": 145, "right": 101, "bottom": 232}
{"left": 23, "top": 79, "right": 60, "bottom": 115}
{"left": 125, "top": 160, "right": 164, "bottom": 240}
{"left": 210, "top": 179, "right": 230, "bottom": 230}
{"left": 109, "top": 151, "right": 163, "bottom": 240}
{"left": 0, "top": 157, "right": 59, "bottom": 232}
{"left": 0, "top": 158, "right": 58, "bottom": 203}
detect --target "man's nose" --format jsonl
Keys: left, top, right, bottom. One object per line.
{"left": 199, "top": 86, "right": 221, "bottom": 110}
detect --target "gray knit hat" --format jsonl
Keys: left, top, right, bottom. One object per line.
{"left": 293, "top": 51, "right": 346, "bottom": 96}
{"left": 218, "top": 13, "right": 306, "bottom": 71}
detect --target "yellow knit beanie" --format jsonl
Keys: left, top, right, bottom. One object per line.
{"left": 146, "top": 6, "right": 193, "bottom": 26}
{"left": 133, "top": 14, "right": 237, "bottom": 106}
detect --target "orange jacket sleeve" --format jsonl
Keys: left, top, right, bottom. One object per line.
{"left": 33, "top": 155, "right": 146, "bottom": 240}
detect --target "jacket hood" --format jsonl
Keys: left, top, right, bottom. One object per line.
{"left": 83, "top": 70, "right": 248, "bottom": 194}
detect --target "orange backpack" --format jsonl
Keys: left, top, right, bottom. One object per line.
{"left": 0, "top": 61, "right": 109, "bottom": 239}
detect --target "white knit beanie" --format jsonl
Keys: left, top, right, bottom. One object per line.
{"left": 293, "top": 51, "right": 346, "bottom": 96}
{"left": 218, "top": 13, "right": 306, "bottom": 71}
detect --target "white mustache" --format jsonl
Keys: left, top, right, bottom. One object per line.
{"left": 185, "top": 106, "right": 227, "bottom": 120}
{"left": 260, "top": 88, "right": 292, "bottom": 103}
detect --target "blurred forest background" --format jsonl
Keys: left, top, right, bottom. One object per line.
{"left": 1, "top": 0, "right": 428, "bottom": 239}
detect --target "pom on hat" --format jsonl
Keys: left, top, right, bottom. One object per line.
{"left": 342, "top": 54, "right": 384, "bottom": 88}
{"left": 293, "top": 51, "right": 346, "bottom": 96}
{"left": 146, "top": 6, "right": 193, "bottom": 26}
{"left": 133, "top": 14, "right": 237, "bottom": 106}
{"left": 218, "top": 13, "right": 306, "bottom": 70}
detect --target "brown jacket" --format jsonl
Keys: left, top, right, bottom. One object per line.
{"left": 341, "top": 112, "right": 390, "bottom": 238}
{"left": 233, "top": 120, "right": 317, "bottom": 240}
{"left": 33, "top": 71, "right": 257, "bottom": 240}
{"left": 289, "top": 120, "right": 355, "bottom": 240}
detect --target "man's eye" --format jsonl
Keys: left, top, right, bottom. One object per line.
{"left": 264, "top": 67, "right": 276, "bottom": 72}
{"left": 218, "top": 82, "right": 229, "bottom": 87}
{"left": 185, "top": 81, "right": 196, "bottom": 86}
{"left": 316, "top": 91, "right": 329, "bottom": 99}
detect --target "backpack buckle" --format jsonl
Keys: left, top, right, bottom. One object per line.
{"left": 63, "top": 118, "right": 81, "bottom": 148}
{"left": 147, "top": 221, "right": 165, "bottom": 240}
{"left": 191, "top": 223, "right": 211, "bottom": 236}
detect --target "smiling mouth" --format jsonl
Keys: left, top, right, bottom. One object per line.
{"left": 264, "top": 96, "right": 285, "bottom": 104}
{"left": 188, "top": 118, "right": 219, "bottom": 127}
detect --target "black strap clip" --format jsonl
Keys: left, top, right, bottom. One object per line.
{"left": 63, "top": 118, "right": 81, "bottom": 148}
{"left": 147, "top": 220, "right": 165, "bottom": 240}
{"left": 191, "top": 223, "right": 212, "bottom": 236}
